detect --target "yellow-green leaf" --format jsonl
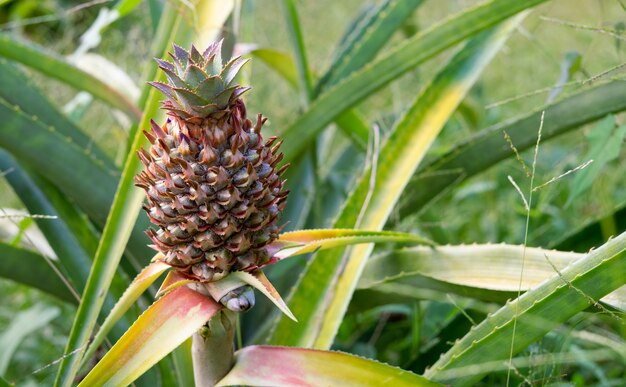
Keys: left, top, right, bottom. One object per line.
{"left": 357, "top": 244, "right": 626, "bottom": 312}
{"left": 80, "top": 259, "right": 169, "bottom": 370}
{"left": 269, "top": 229, "right": 433, "bottom": 260}
{"left": 79, "top": 286, "right": 221, "bottom": 387}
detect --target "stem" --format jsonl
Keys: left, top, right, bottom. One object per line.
{"left": 192, "top": 310, "right": 236, "bottom": 387}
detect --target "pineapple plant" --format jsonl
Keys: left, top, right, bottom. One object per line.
{"left": 135, "top": 41, "right": 289, "bottom": 285}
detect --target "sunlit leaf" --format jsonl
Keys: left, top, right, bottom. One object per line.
{"left": 357, "top": 243, "right": 625, "bottom": 311}
{"left": 79, "top": 286, "right": 221, "bottom": 387}
{"left": 80, "top": 259, "right": 169, "bottom": 370}
{"left": 269, "top": 229, "right": 434, "bottom": 260}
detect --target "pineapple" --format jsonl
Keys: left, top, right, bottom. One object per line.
{"left": 135, "top": 41, "right": 289, "bottom": 283}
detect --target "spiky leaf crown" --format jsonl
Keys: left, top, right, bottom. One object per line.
{"left": 148, "top": 41, "right": 250, "bottom": 119}
{"left": 135, "top": 42, "right": 289, "bottom": 282}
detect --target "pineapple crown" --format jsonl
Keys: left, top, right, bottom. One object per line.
{"left": 148, "top": 40, "right": 249, "bottom": 119}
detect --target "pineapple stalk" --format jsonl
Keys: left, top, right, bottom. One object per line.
{"left": 192, "top": 311, "right": 236, "bottom": 387}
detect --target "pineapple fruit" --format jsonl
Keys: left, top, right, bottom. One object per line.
{"left": 135, "top": 41, "right": 289, "bottom": 283}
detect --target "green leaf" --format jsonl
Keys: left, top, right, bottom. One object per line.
{"left": 78, "top": 286, "right": 222, "bottom": 387}
{"left": 281, "top": 0, "right": 313, "bottom": 103}
{"left": 80, "top": 260, "right": 169, "bottom": 371}
{"left": 279, "top": 0, "right": 548, "bottom": 163}
{"left": 357, "top": 243, "right": 625, "bottom": 311}
{"left": 0, "top": 59, "right": 153, "bottom": 264}
{"left": 8, "top": 217, "right": 30, "bottom": 246}
{"left": 0, "top": 303, "right": 60, "bottom": 375}
{"left": 0, "top": 96, "right": 119, "bottom": 227}
{"left": 0, "top": 33, "right": 141, "bottom": 120}
{"left": 280, "top": 152, "right": 316, "bottom": 231}
{"left": 248, "top": 48, "right": 298, "bottom": 88}
{"left": 566, "top": 115, "right": 626, "bottom": 206}
{"left": 267, "top": 14, "right": 525, "bottom": 349}
{"left": 0, "top": 58, "right": 112, "bottom": 165}
{"left": 424, "top": 231, "right": 626, "bottom": 386}
{"left": 0, "top": 375, "right": 12, "bottom": 387}
{"left": 333, "top": 110, "right": 369, "bottom": 151}
{"left": 553, "top": 200, "right": 626, "bottom": 252}
{"left": 0, "top": 242, "right": 74, "bottom": 303}
{"left": 316, "top": 0, "right": 424, "bottom": 92}
{"left": 171, "top": 338, "right": 194, "bottom": 387}
{"left": 216, "top": 345, "right": 441, "bottom": 387}
{"left": 249, "top": 49, "right": 369, "bottom": 149}
{"left": 0, "top": 151, "right": 93, "bottom": 292}
{"left": 115, "top": 0, "right": 143, "bottom": 17}
{"left": 397, "top": 80, "right": 626, "bottom": 217}
{"left": 0, "top": 94, "right": 152, "bottom": 264}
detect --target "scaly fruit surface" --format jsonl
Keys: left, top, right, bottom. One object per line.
{"left": 135, "top": 42, "right": 289, "bottom": 282}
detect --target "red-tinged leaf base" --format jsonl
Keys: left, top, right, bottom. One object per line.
{"left": 216, "top": 345, "right": 441, "bottom": 387}
{"left": 157, "top": 269, "right": 193, "bottom": 297}
{"left": 79, "top": 286, "right": 221, "bottom": 387}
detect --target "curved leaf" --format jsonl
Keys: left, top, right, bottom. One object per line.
{"left": 0, "top": 242, "right": 74, "bottom": 303}
{"left": 0, "top": 58, "right": 113, "bottom": 166}
{"left": 0, "top": 33, "right": 141, "bottom": 120}
{"left": 216, "top": 345, "right": 441, "bottom": 387}
{"left": 0, "top": 151, "right": 95, "bottom": 293}
{"left": 279, "top": 0, "right": 548, "bottom": 162}
{"left": 268, "top": 15, "right": 525, "bottom": 349}
{"left": 0, "top": 96, "right": 119, "bottom": 227}
{"left": 397, "top": 80, "right": 626, "bottom": 217}
{"left": 424, "top": 231, "right": 626, "bottom": 386}
{"left": 78, "top": 286, "right": 221, "bottom": 387}
{"left": 357, "top": 244, "right": 625, "bottom": 311}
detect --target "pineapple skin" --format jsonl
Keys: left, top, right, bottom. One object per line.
{"left": 135, "top": 43, "right": 288, "bottom": 282}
